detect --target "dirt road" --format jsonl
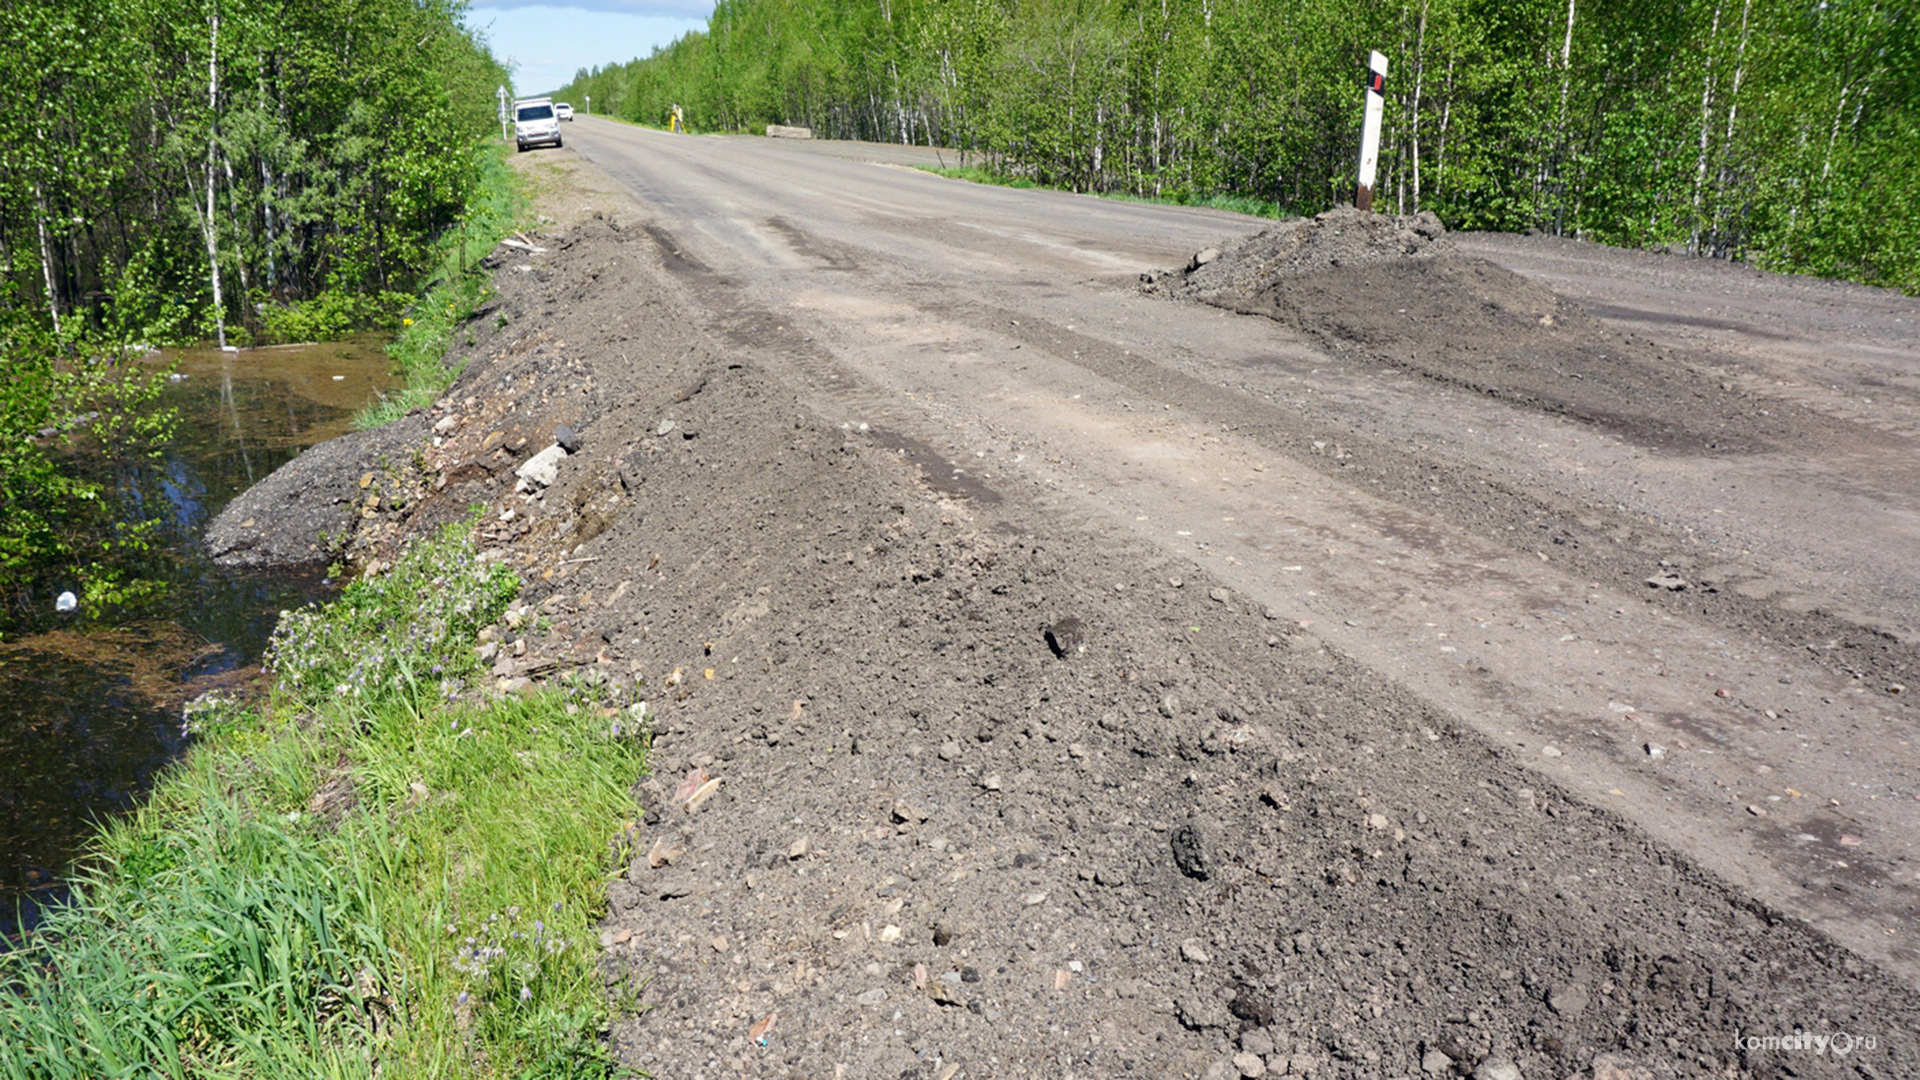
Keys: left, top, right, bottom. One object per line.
{"left": 230, "top": 118, "right": 1920, "bottom": 1078}
{"left": 560, "top": 117, "right": 1920, "bottom": 973}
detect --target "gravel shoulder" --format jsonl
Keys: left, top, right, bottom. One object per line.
{"left": 212, "top": 137, "right": 1920, "bottom": 1080}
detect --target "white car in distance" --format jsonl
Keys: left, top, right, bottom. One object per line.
{"left": 513, "top": 98, "right": 562, "bottom": 152}
{"left": 555, "top": 102, "right": 575, "bottom": 121}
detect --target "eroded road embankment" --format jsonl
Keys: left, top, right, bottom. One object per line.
{"left": 213, "top": 131, "right": 1920, "bottom": 1079}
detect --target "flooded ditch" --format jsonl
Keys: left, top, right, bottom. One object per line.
{"left": 1, "top": 337, "right": 397, "bottom": 939}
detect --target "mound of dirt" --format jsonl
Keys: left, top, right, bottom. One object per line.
{"left": 1231, "top": 255, "right": 1807, "bottom": 454}
{"left": 204, "top": 414, "right": 429, "bottom": 568}
{"left": 1149, "top": 208, "right": 1841, "bottom": 456}
{"left": 1146, "top": 206, "right": 1450, "bottom": 302}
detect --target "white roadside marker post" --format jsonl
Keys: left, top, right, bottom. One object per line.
{"left": 1355, "top": 50, "right": 1387, "bottom": 212}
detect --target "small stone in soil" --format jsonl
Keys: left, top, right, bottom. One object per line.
{"left": 1044, "top": 617, "right": 1085, "bottom": 658}
{"left": 1473, "top": 1058, "right": 1522, "bottom": 1080}
{"left": 1170, "top": 823, "right": 1209, "bottom": 879}
{"left": 1547, "top": 982, "right": 1589, "bottom": 1016}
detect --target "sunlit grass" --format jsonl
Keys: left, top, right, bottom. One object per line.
{"left": 916, "top": 164, "right": 1038, "bottom": 190}
{"left": 0, "top": 521, "right": 649, "bottom": 1079}
{"left": 1099, "top": 189, "right": 1285, "bottom": 218}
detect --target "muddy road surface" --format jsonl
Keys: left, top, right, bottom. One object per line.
{"left": 229, "top": 118, "right": 1920, "bottom": 1078}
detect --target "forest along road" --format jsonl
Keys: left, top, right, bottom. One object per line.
{"left": 561, "top": 117, "right": 1920, "bottom": 984}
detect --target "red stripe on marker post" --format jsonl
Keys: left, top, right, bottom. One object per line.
{"left": 1356, "top": 50, "right": 1388, "bottom": 212}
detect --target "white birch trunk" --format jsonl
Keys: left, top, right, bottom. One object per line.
{"left": 33, "top": 183, "right": 62, "bottom": 333}
{"left": 1411, "top": 0, "right": 1428, "bottom": 212}
{"left": 1690, "top": 0, "right": 1724, "bottom": 255}
{"left": 1553, "top": 0, "right": 1576, "bottom": 233}
{"left": 202, "top": 7, "right": 228, "bottom": 348}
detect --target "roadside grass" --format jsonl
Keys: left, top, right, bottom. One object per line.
{"left": 356, "top": 145, "right": 527, "bottom": 429}
{"left": 915, "top": 164, "right": 1284, "bottom": 218}
{"left": 1099, "top": 189, "right": 1284, "bottom": 218}
{"left": 0, "top": 520, "right": 649, "bottom": 1079}
{"left": 916, "top": 164, "right": 1037, "bottom": 190}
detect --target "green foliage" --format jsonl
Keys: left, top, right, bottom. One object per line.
{"left": 356, "top": 145, "right": 525, "bottom": 430}
{"left": 2, "top": 518, "right": 649, "bottom": 1078}
{"left": 0, "top": 303, "right": 178, "bottom": 632}
{"left": 0, "top": 0, "right": 514, "bottom": 343}
{"left": 559, "top": 0, "right": 1918, "bottom": 293}
{"left": 265, "top": 520, "right": 519, "bottom": 708}
{"left": 260, "top": 290, "right": 413, "bottom": 344}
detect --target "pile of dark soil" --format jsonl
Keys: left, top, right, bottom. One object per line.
{"left": 1145, "top": 206, "right": 1449, "bottom": 302}
{"left": 211, "top": 196, "right": 1920, "bottom": 1080}
{"left": 1150, "top": 209, "right": 1839, "bottom": 457}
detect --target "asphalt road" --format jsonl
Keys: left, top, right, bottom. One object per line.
{"left": 559, "top": 116, "right": 1920, "bottom": 986}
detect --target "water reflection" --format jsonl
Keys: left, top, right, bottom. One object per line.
{"left": 1, "top": 337, "right": 396, "bottom": 940}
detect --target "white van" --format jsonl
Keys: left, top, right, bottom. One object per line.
{"left": 513, "top": 98, "right": 562, "bottom": 152}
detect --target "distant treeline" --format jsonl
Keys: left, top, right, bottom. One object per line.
{"left": 1, "top": 0, "right": 509, "bottom": 344}
{"left": 560, "top": 0, "right": 1917, "bottom": 293}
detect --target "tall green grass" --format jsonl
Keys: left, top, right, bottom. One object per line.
{"left": 1, "top": 521, "right": 649, "bottom": 1079}
{"left": 356, "top": 146, "right": 527, "bottom": 429}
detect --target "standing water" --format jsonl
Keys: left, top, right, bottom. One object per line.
{"left": 0, "top": 337, "right": 398, "bottom": 940}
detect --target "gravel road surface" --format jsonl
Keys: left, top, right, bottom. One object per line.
{"left": 217, "top": 117, "right": 1920, "bottom": 1078}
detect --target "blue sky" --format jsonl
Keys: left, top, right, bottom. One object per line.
{"left": 467, "top": 1, "right": 714, "bottom": 99}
